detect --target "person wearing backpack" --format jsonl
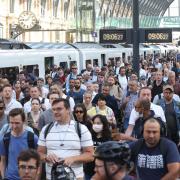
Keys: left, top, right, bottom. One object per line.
{"left": 37, "top": 98, "right": 94, "bottom": 180}
{"left": 133, "top": 99, "right": 167, "bottom": 139}
{"left": 157, "top": 85, "right": 180, "bottom": 146}
{"left": 0, "top": 108, "right": 38, "bottom": 180}
{"left": 130, "top": 118, "right": 180, "bottom": 180}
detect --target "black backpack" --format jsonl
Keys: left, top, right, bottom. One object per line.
{"left": 3, "top": 131, "right": 35, "bottom": 166}
{"left": 133, "top": 115, "right": 167, "bottom": 139}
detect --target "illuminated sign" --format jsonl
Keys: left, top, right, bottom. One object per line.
{"left": 144, "top": 29, "right": 172, "bottom": 43}
{"left": 99, "top": 29, "right": 127, "bottom": 43}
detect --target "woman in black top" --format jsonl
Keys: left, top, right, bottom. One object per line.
{"left": 73, "top": 103, "right": 92, "bottom": 132}
{"left": 84, "top": 114, "right": 112, "bottom": 180}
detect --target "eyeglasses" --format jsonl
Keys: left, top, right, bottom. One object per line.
{"left": 0, "top": 107, "right": 4, "bottom": 110}
{"left": 75, "top": 110, "right": 83, "bottom": 114}
{"left": 19, "top": 165, "right": 37, "bottom": 171}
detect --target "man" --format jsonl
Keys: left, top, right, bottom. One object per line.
{"left": 37, "top": 77, "right": 49, "bottom": 98}
{"left": 118, "top": 66, "right": 128, "bottom": 92}
{"left": 121, "top": 80, "right": 138, "bottom": 130}
{"left": 18, "top": 149, "right": 40, "bottom": 180}
{"left": 20, "top": 86, "right": 31, "bottom": 106}
{"left": 49, "top": 83, "right": 75, "bottom": 111}
{"left": 92, "top": 141, "right": 133, "bottom": 180}
{"left": 0, "top": 108, "right": 38, "bottom": 180}
{"left": 151, "top": 70, "right": 165, "bottom": 101}
{"left": 24, "top": 86, "right": 50, "bottom": 113}
{"left": 157, "top": 85, "right": 180, "bottom": 145}
{"left": 133, "top": 99, "right": 166, "bottom": 139}
{"left": 154, "top": 58, "right": 162, "bottom": 70}
{"left": 2, "top": 84, "right": 22, "bottom": 115}
{"left": 0, "top": 99, "right": 8, "bottom": 130}
{"left": 38, "top": 92, "right": 60, "bottom": 130}
{"left": 108, "top": 75, "right": 123, "bottom": 104}
{"left": 37, "top": 98, "right": 94, "bottom": 180}
{"left": 114, "top": 59, "right": 123, "bottom": 75}
{"left": 130, "top": 118, "right": 180, "bottom": 180}
{"left": 65, "top": 64, "right": 78, "bottom": 92}
{"left": 125, "top": 87, "right": 166, "bottom": 136}
{"left": 67, "top": 79, "right": 85, "bottom": 104}
{"left": 92, "top": 83, "right": 119, "bottom": 119}
{"left": 167, "top": 71, "right": 180, "bottom": 96}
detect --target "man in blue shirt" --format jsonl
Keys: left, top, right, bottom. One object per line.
{"left": 0, "top": 108, "right": 38, "bottom": 180}
{"left": 130, "top": 118, "right": 180, "bottom": 180}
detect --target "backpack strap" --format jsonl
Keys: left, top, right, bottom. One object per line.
{"left": 131, "top": 138, "right": 144, "bottom": 160}
{"left": 44, "top": 122, "right": 54, "bottom": 139}
{"left": 3, "top": 132, "right": 11, "bottom": 166}
{"left": 159, "top": 138, "right": 167, "bottom": 157}
{"left": 74, "top": 121, "right": 81, "bottom": 140}
{"left": 27, "top": 131, "right": 35, "bottom": 149}
{"left": 158, "top": 94, "right": 161, "bottom": 100}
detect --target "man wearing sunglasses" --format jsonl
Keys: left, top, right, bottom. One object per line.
{"left": 18, "top": 149, "right": 40, "bottom": 180}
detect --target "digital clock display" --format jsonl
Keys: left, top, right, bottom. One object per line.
{"left": 145, "top": 29, "right": 172, "bottom": 43}
{"left": 100, "top": 29, "right": 127, "bottom": 43}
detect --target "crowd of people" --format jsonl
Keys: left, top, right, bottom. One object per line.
{"left": 0, "top": 56, "right": 179, "bottom": 180}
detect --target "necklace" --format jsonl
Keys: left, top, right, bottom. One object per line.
{"left": 59, "top": 122, "right": 71, "bottom": 147}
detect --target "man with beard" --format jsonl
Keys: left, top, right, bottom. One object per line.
{"left": 67, "top": 79, "right": 85, "bottom": 104}
{"left": 2, "top": 84, "right": 22, "bottom": 115}
{"left": 130, "top": 118, "right": 180, "bottom": 180}
{"left": 125, "top": 87, "right": 166, "bottom": 137}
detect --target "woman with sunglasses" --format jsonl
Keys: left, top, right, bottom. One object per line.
{"left": 73, "top": 103, "right": 92, "bottom": 132}
{"left": 84, "top": 114, "right": 112, "bottom": 180}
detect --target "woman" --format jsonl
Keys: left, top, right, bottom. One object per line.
{"left": 87, "top": 94, "right": 116, "bottom": 129}
{"left": 73, "top": 103, "right": 92, "bottom": 132}
{"left": 26, "top": 98, "right": 42, "bottom": 136}
{"left": 84, "top": 114, "right": 112, "bottom": 180}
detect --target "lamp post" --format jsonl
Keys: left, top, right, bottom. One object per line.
{"left": 132, "top": 0, "right": 140, "bottom": 77}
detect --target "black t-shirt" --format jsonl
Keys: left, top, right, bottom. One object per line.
{"left": 84, "top": 136, "right": 111, "bottom": 176}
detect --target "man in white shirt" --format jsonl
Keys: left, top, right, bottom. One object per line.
{"left": 23, "top": 86, "right": 50, "bottom": 113}
{"left": 38, "top": 98, "right": 94, "bottom": 180}
{"left": 125, "top": 87, "right": 166, "bottom": 136}
{"left": 50, "top": 84, "right": 75, "bottom": 111}
{"left": 2, "top": 84, "right": 22, "bottom": 115}
{"left": 118, "top": 67, "right": 128, "bottom": 92}
{"left": 37, "top": 77, "right": 49, "bottom": 98}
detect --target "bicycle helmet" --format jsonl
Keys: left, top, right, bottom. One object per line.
{"left": 94, "top": 141, "right": 131, "bottom": 165}
{"left": 51, "top": 162, "right": 76, "bottom": 180}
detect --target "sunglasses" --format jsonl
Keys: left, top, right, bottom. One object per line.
{"left": 0, "top": 107, "right": 4, "bottom": 110}
{"left": 75, "top": 110, "right": 83, "bottom": 114}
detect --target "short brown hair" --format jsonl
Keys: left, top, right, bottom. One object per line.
{"left": 9, "top": 108, "right": 26, "bottom": 122}
{"left": 18, "top": 149, "right": 40, "bottom": 167}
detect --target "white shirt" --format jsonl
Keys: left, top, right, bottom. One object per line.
{"left": 38, "top": 120, "right": 93, "bottom": 179}
{"left": 118, "top": 75, "right": 128, "bottom": 92}
{"left": 5, "top": 98, "right": 22, "bottom": 115}
{"left": 61, "top": 94, "right": 75, "bottom": 111}
{"left": 129, "top": 103, "right": 166, "bottom": 125}
{"left": 41, "top": 86, "right": 49, "bottom": 98}
{"left": 23, "top": 97, "right": 51, "bottom": 113}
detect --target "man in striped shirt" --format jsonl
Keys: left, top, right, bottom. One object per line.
{"left": 38, "top": 98, "right": 94, "bottom": 180}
